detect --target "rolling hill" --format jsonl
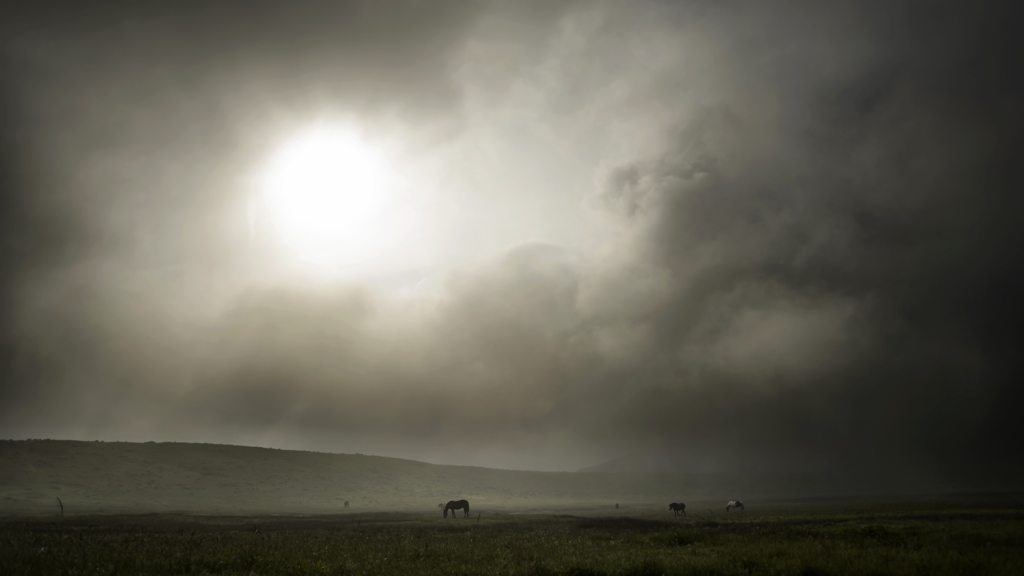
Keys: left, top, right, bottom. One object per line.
{"left": 0, "top": 440, "right": 1011, "bottom": 516}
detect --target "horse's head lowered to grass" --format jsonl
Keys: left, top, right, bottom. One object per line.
{"left": 443, "top": 500, "right": 470, "bottom": 518}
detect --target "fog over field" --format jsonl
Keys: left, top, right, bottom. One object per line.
{"left": 9, "top": 440, "right": 1002, "bottom": 517}
{"left": 1, "top": 0, "right": 1022, "bottom": 491}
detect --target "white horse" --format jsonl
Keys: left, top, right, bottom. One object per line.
{"left": 726, "top": 500, "right": 744, "bottom": 512}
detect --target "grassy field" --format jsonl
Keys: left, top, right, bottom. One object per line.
{"left": 4, "top": 441, "right": 1022, "bottom": 574}
{"left": 1, "top": 507, "right": 1022, "bottom": 575}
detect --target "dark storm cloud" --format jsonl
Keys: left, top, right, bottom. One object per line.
{"left": 591, "top": 0, "right": 1024, "bottom": 475}
{"left": 2, "top": 1, "right": 1022, "bottom": 478}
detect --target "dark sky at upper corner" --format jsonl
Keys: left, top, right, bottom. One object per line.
{"left": 1, "top": 0, "right": 1022, "bottom": 478}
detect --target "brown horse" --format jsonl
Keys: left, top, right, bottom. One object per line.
{"left": 669, "top": 502, "right": 686, "bottom": 516}
{"left": 443, "top": 499, "right": 470, "bottom": 518}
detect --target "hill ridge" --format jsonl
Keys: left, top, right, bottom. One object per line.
{"left": 4, "top": 440, "right": 1014, "bottom": 516}
{"left": 0, "top": 440, "right": 698, "bottom": 515}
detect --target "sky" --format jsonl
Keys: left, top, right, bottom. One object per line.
{"left": 1, "top": 0, "right": 1022, "bottom": 479}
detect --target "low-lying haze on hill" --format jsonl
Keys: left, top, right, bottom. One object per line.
{"left": 3, "top": 440, "right": 1015, "bottom": 517}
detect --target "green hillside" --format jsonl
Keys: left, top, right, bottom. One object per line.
{"left": 0, "top": 440, "right": 694, "bottom": 515}
{"left": 0, "top": 440, "right": 1000, "bottom": 517}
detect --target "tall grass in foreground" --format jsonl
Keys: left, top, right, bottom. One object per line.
{"left": 1, "top": 510, "right": 1021, "bottom": 575}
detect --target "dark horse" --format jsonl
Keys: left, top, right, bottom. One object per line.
{"left": 669, "top": 502, "right": 686, "bottom": 516}
{"left": 443, "top": 499, "right": 470, "bottom": 518}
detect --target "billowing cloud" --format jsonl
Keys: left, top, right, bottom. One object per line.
{"left": 1, "top": 1, "right": 1021, "bottom": 481}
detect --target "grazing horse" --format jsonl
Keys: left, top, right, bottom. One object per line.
{"left": 669, "top": 502, "right": 686, "bottom": 516}
{"left": 726, "top": 500, "right": 744, "bottom": 512}
{"left": 443, "top": 499, "right": 470, "bottom": 518}
{"left": 438, "top": 503, "right": 444, "bottom": 509}
{"left": 344, "top": 501, "right": 349, "bottom": 508}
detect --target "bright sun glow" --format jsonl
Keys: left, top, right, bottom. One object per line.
{"left": 261, "top": 127, "right": 402, "bottom": 271}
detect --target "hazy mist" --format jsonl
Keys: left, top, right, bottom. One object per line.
{"left": 2, "top": 0, "right": 1021, "bottom": 480}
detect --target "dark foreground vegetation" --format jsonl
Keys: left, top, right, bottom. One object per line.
{"left": 2, "top": 509, "right": 1022, "bottom": 576}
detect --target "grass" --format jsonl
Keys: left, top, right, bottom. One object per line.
{"left": 2, "top": 509, "right": 1022, "bottom": 575}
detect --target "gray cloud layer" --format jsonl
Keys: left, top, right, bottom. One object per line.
{"left": 2, "top": 1, "right": 1021, "bottom": 479}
